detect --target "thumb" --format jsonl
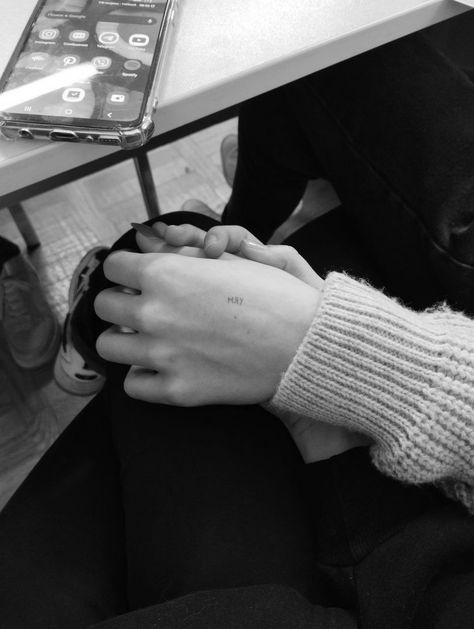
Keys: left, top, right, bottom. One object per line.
{"left": 240, "top": 239, "right": 324, "bottom": 289}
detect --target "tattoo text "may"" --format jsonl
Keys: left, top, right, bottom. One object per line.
{"left": 228, "top": 296, "right": 244, "bottom": 305}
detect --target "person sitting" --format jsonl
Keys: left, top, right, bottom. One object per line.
{"left": 1, "top": 30, "right": 473, "bottom": 629}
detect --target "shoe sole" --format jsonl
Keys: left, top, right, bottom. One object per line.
{"left": 53, "top": 354, "right": 104, "bottom": 396}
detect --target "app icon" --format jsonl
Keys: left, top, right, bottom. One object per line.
{"left": 61, "top": 55, "right": 80, "bottom": 67}
{"left": 25, "top": 52, "right": 50, "bottom": 69}
{"left": 39, "top": 28, "right": 59, "bottom": 41}
{"left": 62, "top": 88, "right": 86, "bottom": 103}
{"left": 129, "top": 34, "right": 149, "bottom": 47}
{"left": 107, "top": 92, "right": 128, "bottom": 105}
{"left": 124, "top": 59, "right": 141, "bottom": 71}
{"left": 92, "top": 56, "right": 112, "bottom": 69}
{"left": 69, "top": 30, "right": 89, "bottom": 42}
{"left": 99, "top": 32, "right": 120, "bottom": 45}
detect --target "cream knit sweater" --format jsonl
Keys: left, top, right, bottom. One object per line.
{"left": 268, "top": 273, "right": 474, "bottom": 513}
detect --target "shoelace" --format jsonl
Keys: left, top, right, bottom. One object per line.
{"left": 0, "top": 278, "right": 34, "bottom": 331}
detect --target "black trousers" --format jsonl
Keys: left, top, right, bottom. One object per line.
{"left": 1, "top": 32, "right": 474, "bottom": 629}
{"left": 224, "top": 31, "right": 474, "bottom": 314}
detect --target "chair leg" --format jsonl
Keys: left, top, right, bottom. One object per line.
{"left": 8, "top": 204, "right": 41, "bottom": 251}
{"left": 133, "top": 152, "right": 161, "bottom": 219}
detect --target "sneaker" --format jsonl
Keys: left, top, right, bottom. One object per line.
{"left": 54, "top": 246, "right": 108, "bottom": 396}
{"left": 220, "top": 134, "right": 238, "bottom": 187}
{"left": 0, "top": 254, "right": 60, "bottom": 369}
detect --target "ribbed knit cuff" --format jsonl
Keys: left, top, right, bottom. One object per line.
{"left": 267, "top": 273, "right": 474, "bottom": 511}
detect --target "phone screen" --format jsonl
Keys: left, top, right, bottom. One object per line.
{"left": 0, "top": 0, "right": 168, "bottom": 127}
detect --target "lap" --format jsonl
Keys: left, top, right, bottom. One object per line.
{"left": 0, "top": 394, "right": 127, "bottom": 628}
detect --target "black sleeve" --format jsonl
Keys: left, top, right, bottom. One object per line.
{"left": 303, "top": 447, "right": 474, "bottom": 629}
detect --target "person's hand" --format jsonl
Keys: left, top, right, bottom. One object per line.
{"left": 94, "top": 248, "right": 321, "bottom": 407}
{"left": 135, "top": 221, "right": 325, "bottom": 290}
{"left": 133, "top": 222, "right": 370, "bottom": 460}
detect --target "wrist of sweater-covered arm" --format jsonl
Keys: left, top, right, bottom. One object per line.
{"left": 267, "top": 272, "right": 474, "bottom": 513}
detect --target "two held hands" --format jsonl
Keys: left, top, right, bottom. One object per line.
{"left": 94, "top": 223, "right": 322, "bottom": 407}
{"left": 94, "top": 221, "right": 367, "bottom": 462}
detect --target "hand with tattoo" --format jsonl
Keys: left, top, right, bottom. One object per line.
{"left": 94, "top": 225, "right": 321, "bottom": 407}
{"left": 108, "top": 221, "right": 369, "bottom": 461}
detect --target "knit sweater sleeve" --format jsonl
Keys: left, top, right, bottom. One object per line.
{"left": 266, "top": 272, "right": 474, "bottom": 513}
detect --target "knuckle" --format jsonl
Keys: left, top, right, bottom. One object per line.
{"left": 278, "top": 244, "right": 298, "bottom": 258}
{"left": 207, "top": 225, "right": 222, "bottom": 237}
{"left": 132, "top": 301, "right": 153, "bottom": 332}
{"left": 181, "top": 223, "right": 196, "bottom": 233}
{"left": 144, "top": 343, "right": 166, "bottom": 369}
{"left": 163, "top": 380, "right": 192, "bottom": 407}
{"left": 140, "top": 257, "right": 160, "bottom": 282}
{"left": 139, "top": 255, "right": 177, "bottom": 287}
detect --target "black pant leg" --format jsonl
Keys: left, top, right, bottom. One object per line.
{"left": 281, "top": 32, "right": 474, "bottom": 312}
{"left": 222, "top": 92, "right": 321, "bottom": 242}
{"left": 106, "top": 385, "right": 317, "bottom": 610}
{"left": 0, "top": 395, "right": 127, "bottom": 629}
{"left": 71, "top": 211, "right": 318, "bottom": 608}
{"left": 304, "top": 448, "right": 474, "bottom": 629}
{"left": 224, "top": 33, "right": 474, "bottom": 311}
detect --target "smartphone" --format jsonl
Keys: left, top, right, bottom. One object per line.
{"left": 0, "top": 0, "right": 178, "bottom": 149}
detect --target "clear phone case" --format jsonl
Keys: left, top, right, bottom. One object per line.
{"left": 0, "top": 0, "right": 178, "bottom": 150}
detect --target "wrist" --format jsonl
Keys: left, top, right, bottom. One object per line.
{"left": 289, "top": 419, "right": 371, "bottom": 464}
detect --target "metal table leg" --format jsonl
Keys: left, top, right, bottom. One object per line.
{"left": 133, "top": 152, "right": 161, "bottom": 219}
{"left": 8, "top": 203, "right": 41, "bottom": 251}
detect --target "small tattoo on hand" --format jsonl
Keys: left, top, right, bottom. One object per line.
{"left": 228, "top": 296, "right": 244, "bottom": 305}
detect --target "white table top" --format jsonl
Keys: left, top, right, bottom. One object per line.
{"left": 0, "top": 0, "right": 468, "bottom": 200}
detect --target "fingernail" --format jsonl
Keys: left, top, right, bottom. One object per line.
{"left": 131, "top": 223, "right": 161, "bottom": 240}
{"left": 242, "top": 238, "right": 265, "bottom": 249}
